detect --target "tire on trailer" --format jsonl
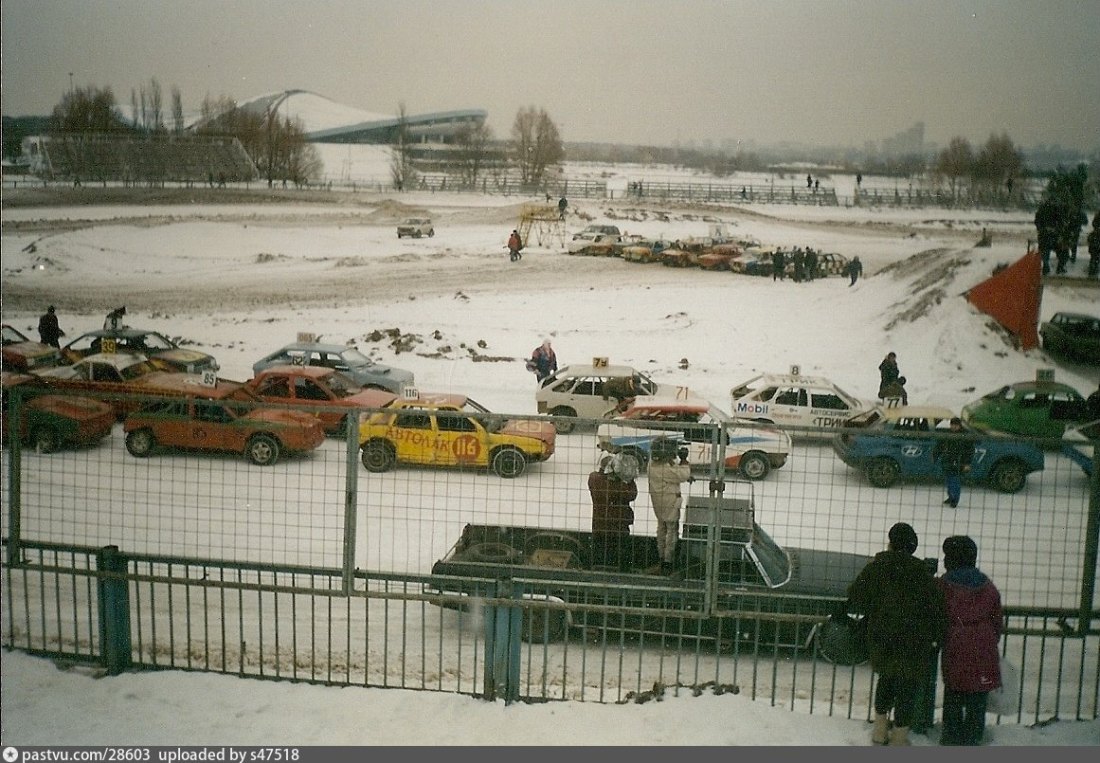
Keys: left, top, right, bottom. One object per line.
{"left": 814, "top": 615, "right": 870, "bottom": 666}
{"left": 466, "top": 541, "right": 524, "bottom": 564}
{"left": 246, "top": 433, "right": 281, "bottom": 466}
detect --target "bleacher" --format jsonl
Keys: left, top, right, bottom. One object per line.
{"left": 39, "top": 133, "right": 257, "bottom": 184}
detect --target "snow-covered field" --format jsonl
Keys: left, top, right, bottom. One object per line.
{"left": 1, "top": 177, "right": 1097, "bottom": 746}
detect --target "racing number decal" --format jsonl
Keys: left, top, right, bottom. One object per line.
{"left": 452, "top": 434, "right": 482, "bottom": 462}
{"left": 101, "top": 338, "right": 118, "bottom": 354}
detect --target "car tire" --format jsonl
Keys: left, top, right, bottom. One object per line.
{"left": 125, "top": 428, "right": 156, "bottom": 458}
{"left": 548, "top": 407, "right": 577, "bottom": 434}
{"left": 989, "top": 458, "right": 1028, "bottom": 494}
{"left": 361, "top": 440, "right": 396, "bottom": 472}
{"left": 738, "top": 451, "right": 771, "bottom": 480}
{"left": 491, "top": 447, "right": 527, "bottom": 478}
{"left": 246, "top": 434, "right": 281, "bottom": 466}
{"left": 864, "top": 457, "right": 900, "bottom": 488}
{"left": 30, "top": 426, "right": 61, "bottom": 454}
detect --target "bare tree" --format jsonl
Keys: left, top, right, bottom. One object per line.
{"left": 974, "top": 132, "right": 1024, "bottom": 200}
{"left": 50, "top": 85, "right": 127, "bottom": 132}
{"left": 148, "top": 78, "right": 164, "bottom": 133}
{"left": 389, "top": 102, "right": 417, "bottom": 191}
{"left": 935, "top": 137, "right": 974, "bottom": 203}
{"left": 511, "top": 106, "right": 563, "bottom": 187}
{"left": 452, "top": 121, "right": 493, "bottom": 187}
{"left": 171, "top": 86, "right": 185, "bottom": 134}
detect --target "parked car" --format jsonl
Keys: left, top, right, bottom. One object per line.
{"left": 833, "top": 405, "right": 1044, "bottom": 493}
{"left": 696, "top": 244, "right": 744, "bottom": 271}
{"left": 573, "top": 224, "right": 622, "bottom": 240}
{"left": 61, "top": 326, "right": 220, "bottom": 374}
{"left": 30, "top": 352, "right": 179, "bottom": 418}
{"left": 358, "top": 392, "right": 556, "bottom": 478}
{"left": 123, "top": 379, "right": 325, "bottom": 466}
{"left": 620, "top": 238, "right": 670, "bottom": 263}
{"left": 245, "top": 365, "right": 397, "bottom": 435}
{"left": 428, "top": 480, "right": 872, "bottom": 660}
{"left": 567, "top": 231, "right": 619, "bottom": 255}
{"left": 1040, "top": 311, "right": 1100, "bottom": 364}
{"left": 252, "top": 341, "right": 414, "bottom": 394}
{"left": 396, "top": 218, "right": 434, "bottom": 238}
{"left": 2, "top": 371, "right": 115, "bottom": 453}
{"left": 730, "top": 371, "right": 875, "bottom": 438}
{"left": 536, "top": 363, "right": 671, "bottom": 433}
{"left": 961, "top": 380, "right": 1088, "bottom": 439}
{"left": 2, "top": 324, "right": 62, "bottom": 372}
{"left": 596, "top": 397, "right": 792, "bottom": 480}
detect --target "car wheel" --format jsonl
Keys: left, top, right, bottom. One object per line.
{"left": 125, "top": 428, "right": 156, "bottom": 458}
{"left": 989, "top": 458, "right": 1028, "bottom": 494}
{"left": 864, "top": 457, "right": 900, "bottom": 488}
{"left": 361, "top": 440, "right": 396, "bottom": 472}
{"left": 428, "top": 229, "right": 435, "bottom": 237}
{"left": 246, "top": 434, "right": 281, "bottom": 466}
{"left": 548, "top": 407, "right": 577, "bottom": 434}
{"left": 620, "top": 446, "right": 649, "bottom": 474}
{"left": 491, "top": 447, "right": 527, "bottom": 478}
{"left": 739, "top": 451, "right": 771, "bottom": 480}
{"left": 30, "top": 426, "right": 61, "bottom": 454}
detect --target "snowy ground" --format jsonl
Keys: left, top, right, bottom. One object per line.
{"left": 1, "top": 180, "right": 1098, "bottom": 747}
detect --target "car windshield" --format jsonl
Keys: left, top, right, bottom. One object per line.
{"left": 131, "top": 333, "right": 175, "bottom": 351}
{"left": 2, "top": 326, "right": 28, "bottom": 344}
{"left": 339, "top": 348, "right": 373, "bottom": 366}
{"left": 462, "top": 397, "right": 505, "bottom": 432}
{"left": 325, "top": 372, "right": 359, "bottom": 396}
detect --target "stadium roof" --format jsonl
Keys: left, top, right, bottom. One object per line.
{"left": 221, "top": 89, "right": 486, "bottom": 144}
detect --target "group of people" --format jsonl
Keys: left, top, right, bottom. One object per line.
{"left": 770, "top": 247, "right": 826, "bottom": 283}
{"left": 586, "top": 440, "right": 692, "bottom": 574}
{"left": 848, "top": 522, "right": 1002, "bottom": 746}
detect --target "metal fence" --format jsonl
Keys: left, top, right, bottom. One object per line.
{"left": 2, "top": 391, "right": 1097, "bottom": 723}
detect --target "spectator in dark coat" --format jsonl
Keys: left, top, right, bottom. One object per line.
{"left": 37, "top": 306, "right": 65, "bottom": 347}
{"left": 932, "top": 418, "right": 975, "bottom": 508}
{"left": 804, "top": 249, "right": 818, "bottom": 281}
{"left": 878, "top": 352, "right": 900, "bottom": 400}
{"left": 771, "top": 250, "right": 786, "bottom": 281}
{"left": 936, "top": 535, "right": 1002, "bottom": 746}
{"left": 588, "top": 453, "right": 638, "bottom": 570}
{"left": 880, "top": 375, "right": 908, "bottom": 407}
{"left": 847, "top": 256, "right": 863, "bottom": 286}
{"left": 529, "top": 339, "right": 557, "bottom": 382}
{"left": 847, "top": 522, "right": 947, "bottom": 746}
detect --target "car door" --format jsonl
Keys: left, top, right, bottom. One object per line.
{"left": 390, "top": 408, "right": 434, "bottom": 465}
{"left": 433, "top": 410, "right": 489, "bottom": 468}
{"left": 187, "top": 398, "right": 242, "bottom": 452}
{"left": 808, "top": 387, "right": 856, "bottom": 428}
{"left": 887, "top": 416, "right": 938, "bottom": 478}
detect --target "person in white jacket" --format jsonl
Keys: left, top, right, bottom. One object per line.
{"left": 646, "top": 439, "right": 693, "bottom": 573}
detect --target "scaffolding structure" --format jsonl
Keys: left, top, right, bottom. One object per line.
{"left": 518, "top": 204, "right": 566, "bottom": 249}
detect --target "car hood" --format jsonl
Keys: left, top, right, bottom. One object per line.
{"left": 153, "top": 349, "right": 217, "bottom": 368}
{"left": 500, "top": 419, "right": 557, "bottom": 447}
{"left": 247, "top": 408, "right": 324, "bottom": 428}
{"left": 784, "top": 547, "right": 872, "bottom": 597}
{"left": 31, "top": 394, "right": 116, "bottom": 420}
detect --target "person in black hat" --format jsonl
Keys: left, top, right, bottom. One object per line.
{"left": 847, "top": 522, "right": 947, "bottom": 746}
{"left": 936, "top": 536, "right": 1002, "bottom": 745}
{"left": 37, "top": 305, "right": 65, "bottom": 347}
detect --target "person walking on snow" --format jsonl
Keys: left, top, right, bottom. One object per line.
{"left": 507, "top": 230, "right": 523, "bottom": 262}
{"left": 37, "top": 306, "right": 65, "bottom": 347}
{"left": 932, "top": 418, "right": 975, "bottom": 508}
{"left": 847, "top": 256, "right": 863, "bottom": 286}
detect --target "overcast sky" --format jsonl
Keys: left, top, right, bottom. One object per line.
{"left": 2, "top": 0, "right": 1098, "bottom": 152}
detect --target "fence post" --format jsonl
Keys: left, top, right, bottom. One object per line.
{"left": 342, "top": 413, "right": 359, "bottom": 592}
{"left": 5, "top": 391, "right": 23, "bottom": 567}
{"left": 1079, "top": 442, "right": 1100, "bottom": 634}
{"left": 96, "top": 545, "right": 132, "bottom": 675}
{"left": 482, "top": 578, "right": 522, "bottom": 704}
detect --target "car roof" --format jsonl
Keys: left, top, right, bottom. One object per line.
{"left": 734, "top": 373, "right": 840, "bottom": 388}
{"left": 140, "top": 375, "right": 245, "bottom": 397}
{"left": 1001, "top": 380, "right": 1081, "bottom": 393}
{"left": 70, "top": 327, "right": 169, "bottom": 340}
{"left": 555, "top": 364, "right": 642, "bottom": 377}
{"left": 1049, "top": 312, "right": 1099, "bottom": 321}
{"left": 76, "top": 352, "right": 151, "bottom": 369}
{"left": 266, "top": 342, "right": 360, "bottom": 355}
{"left": 395, "top": 393, "right": 468, "bottom": 408}
{"left": 621, "top": 396, "right": 710, "bottom": 414}
{"left": 877, "top": 405, "right": 956, "bottom": 421}
{"left": 1, "top": 370, "right": 35, "bottom": 387}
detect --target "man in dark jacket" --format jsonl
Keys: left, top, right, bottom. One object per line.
{"left": 848, "top": 522, "right": 947, "bottom": 746}
{"left": 37, "top": 306, "right": 65, "bottom": 347}
{"left": 932, "top": 418, "right": 975, "bottom": 508}
{"left": 878, "top": 352, "right": 899, "bottom": 400}
{"left": 936, "top": 535, "right": 1002, "bottom": 746}
{"left": 588, "top": 453, "right": 638, "bottom": 570}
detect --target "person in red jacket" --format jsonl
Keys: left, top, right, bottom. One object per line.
{"left": 507, "top": 230, "right": 523, "bottom": 262}
{"left": 936, "top": 535, "right": 1003, "bottom": 746}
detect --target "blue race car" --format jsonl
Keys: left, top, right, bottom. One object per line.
{"left": 832, "top": 405, "right": 1044, "bottom": 494}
